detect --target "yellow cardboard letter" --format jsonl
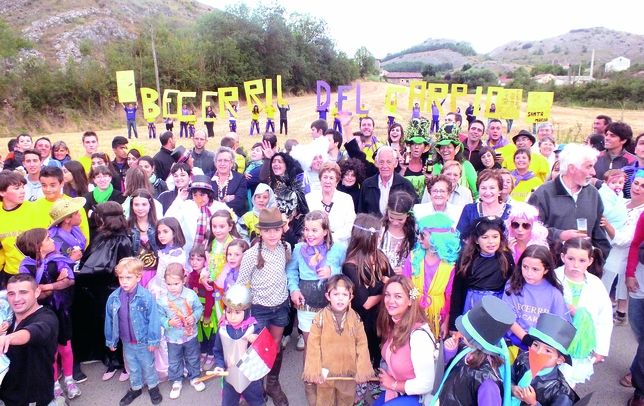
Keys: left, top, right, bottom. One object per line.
{"left": 498, "top": 89, "right": 523, "bottom": 120}
{"left": 450, "top": 84, "right": 468, "bottom": 112}
{"left": 162, "top": 89, "right": 180, "bottom": 119}
{"left": 116, "top": 70, "right": 137, "bottom": 103}
{"left": 408, "top": 81, "right": 427, "bottom": 111}
{"left": 201, "top": 91, "right": 218, "bottom": 122}
{"left": 384, "top": 85, "right": 406, "bottom": 120}
{"left": 485, "top": 87, "right": 503, "bottom": 119}
{"left": 177, "top": 92, "right": 196, "bottom": 122}
{"left": 219, "top": 87, "right": 239, "bottom": 119}
{"left": 276, "top": 75, "right": 287, "bottom": 105}
{"left": 140, "top": 87, "right": 160, "bottom": 120}
{"left": 427, "top": 83, "right": 449, "bottom": 115}
{"left": 244, "top": 79, "right": 265, "bottom": 111}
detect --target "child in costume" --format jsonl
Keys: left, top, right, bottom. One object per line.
{"left": 237, "top": 183, "right": 276, "bottom": 243}
{"left": 200, "top": 210, "right": 242, "bottom": 327}
{"left": 555, "top": 237, "right": 612, "bottom": 387}
{"left": 149, "top": 217, "right": 187, "bottom": 299}
{"left": 511, "top": 313, "right": 579, "bottom": 406}
{"left": 157, "top": 263, "right": 205, "bottom": 399}
{"left": 436, "top": 296, "right": 515, "bottom": 406}
{"left": 303, "top": 274, "right": 374, "bottom": 406}
{"left": 187, "top": 245, "right": 216, "bottom": 370}
{"left": 402, "top": 212, "right": 460, "bottom": 340}
{"left": 504, "top": 202, "right": 549, "bottom": 264}
{"left": 503, "top": 246, "right": 569, "bottom": 355}
{"left": 215, "top": 238, "right": 249, "bottom": 292}
{"left": 213, "top": 284, "right": 263, "bottom": 406}
{"left": 47, "top": 197, "right": 87, "bottom": 267}
{"left": 17, "top": 228, "right": 80, "bottom": 399}
{"left": 449, "top": 216, "right": 514, "bottom": 331}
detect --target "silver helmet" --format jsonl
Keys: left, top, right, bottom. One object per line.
{"left": 223, "top": 284, "right": 252, "bottom": 311}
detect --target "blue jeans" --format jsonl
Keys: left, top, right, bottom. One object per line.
{"left": 372, "top": 393, "right": 421, "bottom": 406}
{"left": 251, "top": 301, "right": 290, "bottom": 331}
{"left": 122, "top": 342, "right": 158, "bottom": 390}
{"left": 127, "top": 119, "right": 138, "bottom": 138}
{"left": 167, "top": 337, "right": 201, "bottom": 381}
{"left": 222, "top": 379, "right": 264, "bottom": 406}
{"left": 629, "top": 298, "right": 644, "bottom": 375}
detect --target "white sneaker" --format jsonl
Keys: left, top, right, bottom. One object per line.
{"left": 190, "top": 378, "right": 206, "bottom": 392}
{"left": 296, "top": 334, "right": 305, "bottom": 351}
{"left": 65, "top": 378, "right": 81, "bottom": 399}
{"left": 54, "top": 381, "right": 63, "bottom": 398}
{"left": 169, "top": 380, "right": 182, "bottom": 399}
{"left": 281, "top": 335, "right": 291, "bottom": 348}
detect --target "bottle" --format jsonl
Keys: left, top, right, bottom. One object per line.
{"left": 425, "top": 159, "right": 434, "bottom": 174}
{"left": 403, "top": 146, "right": 410, "bottom": 165}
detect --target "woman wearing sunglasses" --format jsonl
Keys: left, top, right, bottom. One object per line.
{"left": 504, "top": 202, "right": 549, "bottom": 264}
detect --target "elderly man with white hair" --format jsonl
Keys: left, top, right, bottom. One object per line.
{"left": 528, "top": 143, "right": 611, "bottom": 258}
{"left": 358, "top": 146, "right": 417, "bottom": 215}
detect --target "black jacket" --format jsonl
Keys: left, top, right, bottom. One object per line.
{"left": 211, "top": 171, "right": 248, "bottom": 218}
{"left": 358, "top": 173, "right": 417, "bottom": 215}
{"left": 511, "top": 350, "right": 579, "bottom": 406}
{"left": 153, "top": 147, "right": 174, "bottom": 181}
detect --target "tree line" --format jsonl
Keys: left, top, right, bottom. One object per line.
{"left": 0, "top": 4, "right": 368, "bottom": 119}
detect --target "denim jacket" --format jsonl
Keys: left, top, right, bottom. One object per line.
{"left": 131, "top": 223, "right": 158, "bottom": 254}
{"left": 105, "top": 285, "right": 161, "bottom": 347}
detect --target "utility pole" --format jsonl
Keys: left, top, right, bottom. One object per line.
{"left": 150, "top": 24, "right": 162, "bottom": 110}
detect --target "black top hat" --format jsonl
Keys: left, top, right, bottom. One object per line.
{"left": 523, "top": 313, "right": 576, "bottom": 365}
{"left": 189, "top": 174, "right": 214, "bottom": 192}
{"left": 455, "top": 296, "right": 515, "bottom": 355}
{"left": 512, "top": 130, "right": 536, "bottom": 146}
{"left": 171, "top": 145, "right": 191, "bottom": 163}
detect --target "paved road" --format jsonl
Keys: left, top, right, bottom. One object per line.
{"left": 69, "top": 324, "right": 637, "bottom": 406}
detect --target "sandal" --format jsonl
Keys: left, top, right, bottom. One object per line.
{"left": 621, "top": 374, "right": 633, "bottom": 387}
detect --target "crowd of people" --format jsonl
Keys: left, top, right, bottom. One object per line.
{"left": 0, "top": 107, "right": 640, "bottom": 406}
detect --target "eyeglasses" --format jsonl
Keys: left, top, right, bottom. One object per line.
{"left": 511, "top": 221, "right": 532, "bottom": 230}
{"left": 216, "top": 159, "right": 232, "bottom": 164}
{"left": 430, "top": 189, "right": 448, "bottom": 195}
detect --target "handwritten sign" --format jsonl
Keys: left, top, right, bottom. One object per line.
{"left": 526, "top": 92, "right": 554, "bottom": 123}
{"left": 499, "top": 89, "right": 523, "bottom": 120}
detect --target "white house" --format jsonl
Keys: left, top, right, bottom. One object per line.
{"left": 605, "top": 57, "right": 631, "bottom": 72}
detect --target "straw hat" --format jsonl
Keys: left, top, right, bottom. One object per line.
{"left": 49, "top": 197, "right": 86, "bottom": 227}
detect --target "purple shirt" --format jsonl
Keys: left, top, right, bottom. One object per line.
{"left": 124, "top": 106, "right": 137, "bottom": 121}
{"left": 118, "top": 289, "right": 136, "bottom": 343}
{"left": 502, "top": 280, "right": 570, "bottom": 346}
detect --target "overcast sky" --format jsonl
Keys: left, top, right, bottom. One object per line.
{"left": 199, "top": 0, "right": 644, "bottom": 59}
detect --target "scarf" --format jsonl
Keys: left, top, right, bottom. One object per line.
{"left": 48, "top": 226, "right": 87, "bottom": 253}
{"left": 245, "top": 160, "right": 263, "bottom": 175}
{"left": 511, "top": 169, "right": 536, "bottom": 187}
{"left": 300, "top": 243, "right": 328, "bottom": 273}
{"left": 149, "top": 173, "right": 157, "bottom": 184}
{"left": 486, "top": 136, "right": 509, "bottom": 149}
{"left": 410, "top": 255, "right": 452, "bottom": 337}
{"left": 93, "top": 183, "right": 113, "bottom": 203}
{"left": 18, "top": 253, "right": 76, "bottom": 310}
{"left": 219, "top": 315, "right": 257, "bottom": 330}
{"left": 194, "top": 204, "right": 212, "bottom": 246}
{"left": 510, "top": 366, "right": 555, "bottom": 406}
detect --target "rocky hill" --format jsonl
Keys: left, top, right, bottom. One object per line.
{"left": 488, "top": 27, "right": 644, "bottom": 66}
{"left": 380, "top": 28, "right": 644, "bottom": 74}
{"left": 0, "top": 0, "right": 213, "bottom": 66}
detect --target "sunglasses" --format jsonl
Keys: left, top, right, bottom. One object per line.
{"left": 511, "top": 221, "right": 532, "bottom": 230}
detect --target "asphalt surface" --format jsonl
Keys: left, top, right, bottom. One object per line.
{"left": 67, "top": 324, "right": 637, "bottom": 406}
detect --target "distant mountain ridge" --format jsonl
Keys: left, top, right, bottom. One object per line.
{"left": 379, "top": 28, "right": 644, "bottom": 73}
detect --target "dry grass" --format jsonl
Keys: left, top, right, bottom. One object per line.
{"left": 3, "top": 80, "right": 644, "bottom": 159}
